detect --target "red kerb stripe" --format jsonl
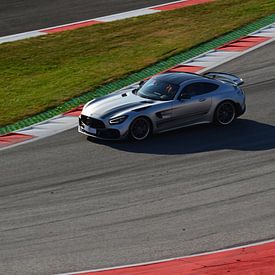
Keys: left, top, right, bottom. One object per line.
{"left": 216, "top": 36, "right": 271, "bottom": 52}
{"left": 0, "top": 133, "right": 34, "bottom": 147}
{"left": 144, "top": 65, "right": 205, "bottom": 80}
{"left": 152, "top": 0, "right": 214, "bottom": 11}
{"left": 166, "top": 64, "right": 205, "bottom": 73}
{"left": 70, "top": 241, "right": 275, "bottom": 274}
{"left": 63, "top": 105, "right": 84, "bottom": 117}
{"left": 42, "top": 20, "right": 102, "bottom": 34}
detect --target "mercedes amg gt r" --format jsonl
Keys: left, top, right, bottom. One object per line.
{"left": 79, "top": 71, "right": 246, "bottom": 141}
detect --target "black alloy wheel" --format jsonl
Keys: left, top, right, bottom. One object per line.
{"left": 129, "top": 117, "right": 151, "bottom": 141}
{"left": 215, "top": 101, "right": 236, "bottom": 125}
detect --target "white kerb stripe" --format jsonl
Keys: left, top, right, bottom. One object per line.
{"left": 0, "top": 31, "right": 45, "bottom": 44}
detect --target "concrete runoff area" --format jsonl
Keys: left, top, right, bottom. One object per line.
{"left": 0, "top": 42, "right": 274, "bottom": 274}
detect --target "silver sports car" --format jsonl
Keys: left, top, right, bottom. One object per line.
{"left": 79, "top": 71, "right": 246, "bottom": 141}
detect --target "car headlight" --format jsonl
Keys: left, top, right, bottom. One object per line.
{"left": 109, "top": 115, "right": 128, "bottom": 125}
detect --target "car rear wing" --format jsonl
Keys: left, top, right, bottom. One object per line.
{"left": 203, "top": 72, "right": 244, "bottom": 86}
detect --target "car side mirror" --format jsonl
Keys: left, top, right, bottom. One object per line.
{"left": 139, "top": 80, "right": 145, "bottom": 87}
{"left": 179, "top": 93, "right": 191, "bottom": 100}
{"left": 132, "top": 88, "right": 139, "bottom": 94}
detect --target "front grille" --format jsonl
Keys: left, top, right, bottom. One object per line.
{"left": 80, "top": 115, "right": 105, "bottom": 129}
{"left": 97, "top": 129, "right": 120, "bottom": 139}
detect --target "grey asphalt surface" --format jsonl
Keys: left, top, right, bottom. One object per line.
{"left": 0, "top": 0, "right": 173, "bottom": 36}
{"left": 1, "top": 42, "right": 275, "bottom": 275}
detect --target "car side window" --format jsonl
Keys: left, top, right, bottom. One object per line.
{"left": 182, "top": 82, "right": 219, "bottom": 97}
{"left": 202, "top": 83, "right": 219, "bottom": 93}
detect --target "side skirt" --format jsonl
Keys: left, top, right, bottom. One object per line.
{"left": 155, "top": 120, "right": 211, "bottom": 134}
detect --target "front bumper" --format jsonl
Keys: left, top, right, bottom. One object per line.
{"left": 78, "top": 116, "right": 126, "bottom": 140}
{"left": 78, "top": 126, "right": 121, "bottom": 140}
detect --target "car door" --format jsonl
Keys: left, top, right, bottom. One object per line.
{"left": 171, "top": 82, "right": 217, "bottom": 127}
{"left": 154, "top": 101, "right": 174, "bottom": 130}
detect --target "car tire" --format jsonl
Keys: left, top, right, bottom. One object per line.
{"left": 214, "top": 101, "right": 236, "bottom": 126}
{"left": 129, "top": 117, "right": 151, "bottom": 141}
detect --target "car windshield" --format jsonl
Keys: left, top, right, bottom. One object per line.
{"left": 137, "top": 78, "right": 179, "bottom": 101}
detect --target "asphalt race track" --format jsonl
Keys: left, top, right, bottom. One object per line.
{"left": 0, "top": 41, "right": 275, "bottom": 274}
{"left": 0, "top": 0, "right": 173, "bottom": 36}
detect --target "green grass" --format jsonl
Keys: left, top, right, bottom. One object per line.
{"left": 0, "top": 0, "right": 274, "bottom": 127}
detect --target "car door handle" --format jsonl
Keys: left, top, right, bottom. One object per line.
{"left": 199, "top": 98, "right": 206, "bottom": 102}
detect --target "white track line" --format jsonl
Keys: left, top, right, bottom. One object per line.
{"left": 0, "top": 31, "right": 45, "bottom": 44}
{"left": 0, "top": 0, "right": 188, "bottom": 44}
{"left": 56, "top": 239, "right": 275, "bottom": 275}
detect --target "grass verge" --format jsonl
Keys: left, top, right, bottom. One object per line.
{"left": 0, "top": 0, "right": 274, "bottom": 131}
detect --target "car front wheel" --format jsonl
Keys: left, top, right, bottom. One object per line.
{"left": 129, "top": 117, "right": 151, "bottom": 141}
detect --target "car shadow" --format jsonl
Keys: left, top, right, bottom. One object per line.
{"left": 87, "top": 119, "right": 275, "bottom": 155}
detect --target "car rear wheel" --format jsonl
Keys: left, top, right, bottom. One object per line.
{"left": 214, "top": 101, "right": 236, "bottom": 126}
{"left": 129, "top": 117, "right": 151, "bottom": 141}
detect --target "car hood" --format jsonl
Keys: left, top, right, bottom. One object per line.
{"left": 82, "top": 89, "right": 156, "bottom": 119}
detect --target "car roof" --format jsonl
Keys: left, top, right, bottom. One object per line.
{"left": 153, "top": 72, "right": 202, "bottom": 85}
